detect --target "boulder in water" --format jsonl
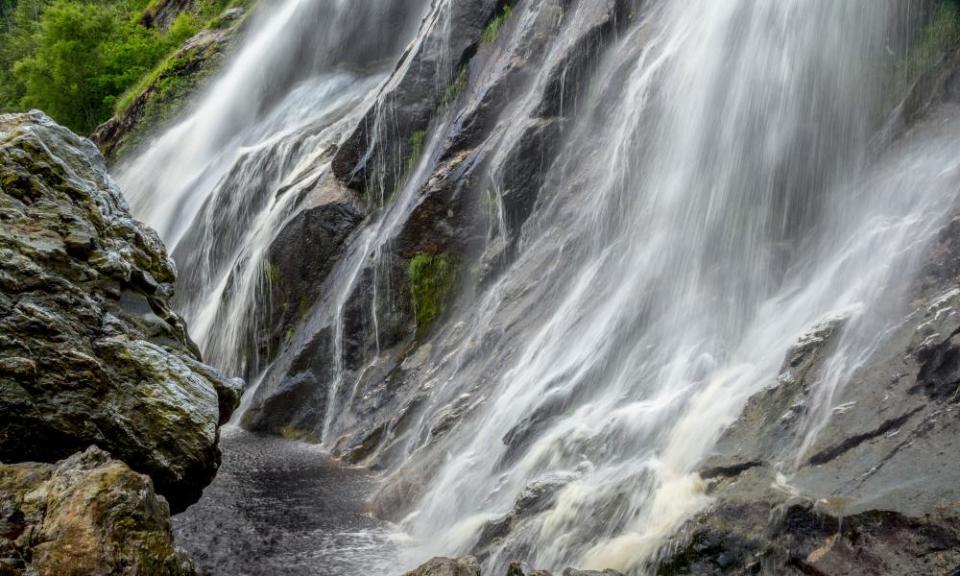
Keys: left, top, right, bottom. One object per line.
{"left": 0, "top": 446, "right": 195, "bottom": 576}
{"left": 404, "top": 556, "right": 482, "bottom": 576}
{"left": 0, "top": 111, "right": 242, "bottom": 512}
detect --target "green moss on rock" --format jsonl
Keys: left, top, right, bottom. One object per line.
{"left": 408, "top": 252, "right": 458, "bottom": 338}
{"left": 481, "top": 4, "right": 513, "bottom": 45}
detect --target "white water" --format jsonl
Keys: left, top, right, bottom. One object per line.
{"left": 117, "top": 0, "right": 960, "bottom": 574}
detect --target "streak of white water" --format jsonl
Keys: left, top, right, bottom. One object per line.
{"left": 392, "top": 0, "right": 960, "bottom": 573}
{"left": 118, "top": 0, "right": 430, "bottom": 376}
{"left": 115, "top": 0, "right": 960, "bottom": 573}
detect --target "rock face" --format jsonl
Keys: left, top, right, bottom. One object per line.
{"left": 653, "top": 46, "right": 960, "bottom": 576}
{"left": 0, "top": 447, "right": 195, "bottom": 576}
{"left": 403, "top": 557, "right": 624, "bottom": 576}
{"left": 0, "top": 111, "right": 242, "bottom": 512}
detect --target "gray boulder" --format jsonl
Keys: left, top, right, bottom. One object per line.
{"left": 404, "top": 556, "right": 482, "bottom": 576}
{"left": 0, "top": 111, "right": 242, "bottom": 512}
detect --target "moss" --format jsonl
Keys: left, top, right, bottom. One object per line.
{"left": 404, "top": 129, "right": 427, "bottom": 178}
{"left": 481, "top": 4, "right": 512, "bottom": 45}
{"left": 408, "top": 252, "right": 458, "bottom": 338}
{"left": 896, "top": 1, "right": 960, "bottom": 90}
{"left": 443, "top": 65, "right": 468, "bottom": 106}
{"left": 265, "top": 261, "right": 281, "bottom": 284}
{"left": 297, "top": 296, "right": 310, "bottom": 320}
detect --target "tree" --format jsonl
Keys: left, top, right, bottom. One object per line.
{"left": 12, "top": 0, "right": 170, "bottom": 133}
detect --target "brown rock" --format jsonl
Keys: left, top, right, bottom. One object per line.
{"left": 0, "top": 446, "right": 194, "bottom": 576}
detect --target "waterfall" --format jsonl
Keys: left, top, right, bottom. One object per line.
{"left": 389, "top": 0, "right": 959, "bottom": 572}
{"left": 115, "top": 0, "right": 960, "bottom": 574}
{"left": 117, "top": 0, "right": 431, "bottom": 376}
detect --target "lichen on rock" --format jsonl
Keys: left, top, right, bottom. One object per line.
{"left": 0, "top": 111, "right": 242, "bottom": 513}
{"left": 0, "top": 446, "right": 196, "bottom": 576}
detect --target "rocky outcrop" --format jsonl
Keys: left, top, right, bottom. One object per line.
{"left": 245, "top": 0, "right": 634, "bottom": 465}
{"left": 0, "top": 111, "right": 241, "bottom": 512}
{"left": 405, "top": 556, "right": 482, "bottom": 576}
{"left": 91, "top": 8, "right": 248, "bottom": 161}
{"left": 0, "top": 447, "right": 195, "bottom": 576}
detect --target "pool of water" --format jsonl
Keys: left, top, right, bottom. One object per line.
{"left": 174, "top": 427, "right": 398, "bottom": 576}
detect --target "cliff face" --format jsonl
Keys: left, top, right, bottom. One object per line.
{"left": 235, "top": 3, "right": 960, "bottom": 573}
{"left": 652, "top": 48, "right": 960, "bottom": 576}
{"left": 0, "top": 111, "right": 241, "bottom": 574}
{"left": 84, "top": 0, "right": 960, "bottom": 573}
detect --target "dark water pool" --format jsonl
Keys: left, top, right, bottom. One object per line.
{"left": 174, "top": 427, "right": 398, "bottom": 576}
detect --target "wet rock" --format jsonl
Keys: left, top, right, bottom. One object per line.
{"left": 404, "top": 556, "right": 481, "bottom": 576}
{"left": 0, "top": 446, "right": 195, "bottom": 576}
{"left": 699, "top": 314, "right": 846, "bottom": 472}
{"left": 503, "top": 562, "right": 623, "bottom": 576}
{"left": 878, "top": 47, "right": 960, "bottom": 147}
{"left": 332, "top": 0, "right": 501, "bottom": 195}
{"left": 0, "top": 111, "right": 241, "bottom": 512}
{"left": 655, "top": 498, "right": 960, "bottom": 576}
{"left": 663, "top": 207, "right": 960, "bottom": 574}
{"left": 262, "top": 174, "right": 364, "bottom": 360}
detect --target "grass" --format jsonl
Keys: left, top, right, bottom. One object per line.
{"left": 481, "top": 3, "right": 512, "bottom": 45}
{"left": 443, "top": 65, "right": 468, "bottom": 106}
{"left": 405, "top": 129, "right": 427, "bottom": 177}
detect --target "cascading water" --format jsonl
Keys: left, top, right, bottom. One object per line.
{"left": 118, "top": 0, "right": 431, "bottom": 376}
{"left": 387, "top": 0, "right": 959, "bottom": 572}
{"left": 114, "top": 0, "right": 960, "bottom": 574}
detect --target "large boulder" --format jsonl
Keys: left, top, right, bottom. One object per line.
{"left": 0, "top": 111, "right": 242, "bottom": 512}
{"left": 0, "top": 446, "right": 195, "bottom": 576}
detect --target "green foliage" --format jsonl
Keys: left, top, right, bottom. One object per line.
{"left": 408, "top": 252, "right": 458, "bottom": 338}
{"left": 405, "top": 129, "right": 427, "bottom": 177}
{"left": 0, "top": 0, "right": 46, "bottom": 112}
{"left": 443, "top": 65, "right": 468, "bottom": 106}
{"left": 908, "top": 0, "right": 960, "bottom": 75}
{"left": 0, "top": 0, "right": 195, "bottom": 133}
{"left": 13, "top": 0, "right": 179, "bottom": 133}
{"left": 0, "top": 0, "right": 244, "bottom": 134}
{"left": 481, "top": 3, "right": 512, "bottom": 45}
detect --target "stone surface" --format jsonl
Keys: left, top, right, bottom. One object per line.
{"left": 0, "top": 446, "right": 195, "bottom": 576}
{"left": 0, "top": 111, "right": 241, "bottom": 512}
{"left": 404, "top": 556, "right": 482, "bottom": 576}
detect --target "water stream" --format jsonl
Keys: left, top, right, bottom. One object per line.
{"left": 117, "top": 0, "right": 960, "bottom": 574}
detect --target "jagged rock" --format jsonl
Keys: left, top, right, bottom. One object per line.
{"left": 332, "top": 0, "right": 501, "bottom": 194}
{"left": 0, "top": 111, "right": 242, "bottom": 512}
{"left": 139, "top": 0, "right": 194, "bottom": 30}
{"left": 0, "top": 446, "right": 195, "bottom": 576}
{"left": 654, "top": 497, "right": 960, "bottom": 576}
{"left": 404, "top": 556, "right": 482, "bottom": 576}
{"left": 660, "top": 198, "right": 960, "bottom": 575}
{"left": 503, "top": 561, "right": 623, "bottom": 576}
